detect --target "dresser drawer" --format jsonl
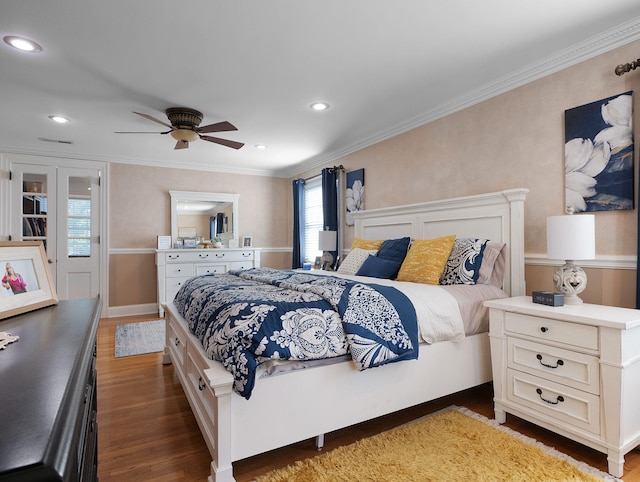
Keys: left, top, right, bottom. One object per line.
{"left": 165, "top": 251, "right": 219, "bottom": 263}
{"left": 166, "top": 277, "right": 191, "bottom": 292}
{"left": 196, "top": 264, "right": 226, "bottom": 275}
{"left": 209, "top": 250, "right": 254, "bottom": 262}
{"left": 508, "top": 338, "right": 599, "bottom": 394}
{"left": 166, "top": 263, "right": 194, "bottom": 278}
{"left": 504, "top": 312, "right": 598, "bottom": 351}
{"left": 229, "top": 261, "right": 254, "bottom": 270}
{"left": 507, "top": 368, "right": 600, "bottom": 434}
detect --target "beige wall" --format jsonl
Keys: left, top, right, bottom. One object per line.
{"left": 108, "top": 39, "right": 640, "bottom": 311}
{"left": 293, "top": 39, "right": 640, "bottom": 308}
{"left": 108, "top": 163, "right": 290, "bottom": 308}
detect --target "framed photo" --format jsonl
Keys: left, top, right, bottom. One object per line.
{"left": 182, "top": 238, "right": 197, "bottom": 248}
{"left": 313, "top": 256, "right": 322, "bottom": 269}
{"left": 0, "top": 241, "right": 58, "bottom": 321}
{"left": 242, "top": 236, "right": 253, "bottom": 247}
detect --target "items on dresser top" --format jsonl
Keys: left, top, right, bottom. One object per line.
{"left": 486, "top": 296, "right": 640, "bottom": 478}
{"left": 156, "top": 247, "right": 261, "bottom": 317}
{"left": 0, "top": 298, "right": 101, "bottom": 481}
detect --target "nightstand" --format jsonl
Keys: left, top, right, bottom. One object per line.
{"left": 485, "top": 296, "right": 640, "bottom": 477}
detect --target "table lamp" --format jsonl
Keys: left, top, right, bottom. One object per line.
{"left": 318, "top": 230, "right": 337, "bottom": 270}
{"left": 546, "top": 213, "right": 595, "bottom": 305}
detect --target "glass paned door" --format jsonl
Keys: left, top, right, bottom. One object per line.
{"left": 21, "top": 173, "right": 49, "bottom": 251}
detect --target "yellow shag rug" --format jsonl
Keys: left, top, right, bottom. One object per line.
{"left": 255, "top": 406, "right": 620, "bottom": 482}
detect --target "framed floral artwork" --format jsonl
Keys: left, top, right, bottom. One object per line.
{"left": 564, "top": 91, "right": 634, "bottom": 212}
{"left": 0, "top": 241, "right": 58, "bottom": 320}
{"left": 346, "top": 168, "right": 364, "bottom": 226}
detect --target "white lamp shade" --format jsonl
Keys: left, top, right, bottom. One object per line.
{"left": 546, "top": 214, "right": 595, "bottom": 261}
{"left": 318, "top": 230, "right": 337, "bottom": 251}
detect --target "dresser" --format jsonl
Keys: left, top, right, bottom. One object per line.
{"left": 0, "top": 298, "right": 101, "bottom": 481}
{"left": 156, "top": 248, "right": 261, "bottom": 316}
{"left": 486, "top": 296, "right": 640, "bottom": 477}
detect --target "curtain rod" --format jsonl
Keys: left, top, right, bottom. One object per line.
{"left": 615, "top": 58, "right": 640, "bottom": 76}
{"left": 298, "top": 165, "right": 345, "bottom": 183}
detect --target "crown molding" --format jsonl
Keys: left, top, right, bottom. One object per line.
{"left": 280, "top": 16, "right": 640, "bottom": 179}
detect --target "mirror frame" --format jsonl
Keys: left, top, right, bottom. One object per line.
{"left": 170, "top": 191, "right": 240, "bottom": 246}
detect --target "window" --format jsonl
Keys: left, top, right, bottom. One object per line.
{"left": 67, "top": 197, "right": 91, "bottom": 257}
{"left": 303, "top": 176, "right": 323, "bottom": 263}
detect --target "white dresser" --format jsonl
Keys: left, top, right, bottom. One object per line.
{"left": 486, "top": 296, "right": 640, "bottom": 477}
{"left": 156, "top": 248, "right": 260, "bottom": 316}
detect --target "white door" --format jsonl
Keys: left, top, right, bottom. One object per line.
{"left": 10, "top": 163, "right": 58, "bottom": 265}
{"left": 56, "top": 168, "right": 101, "bottom": 299}
{"left": 10, "top": 163, "right": 101, "bottom": 300}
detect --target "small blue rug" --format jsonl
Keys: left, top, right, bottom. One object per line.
{"left": 114, "top": 320, "right": 165, "bottom": 358}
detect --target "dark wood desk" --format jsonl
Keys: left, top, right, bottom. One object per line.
{"left": 0, "top": 298, "right": 101, "bottom": 481}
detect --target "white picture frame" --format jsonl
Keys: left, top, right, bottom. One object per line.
{"left": 0, "top": 241, "right": 58, "bottom": 320}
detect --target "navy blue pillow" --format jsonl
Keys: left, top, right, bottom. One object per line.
{"left": 356, "top": 256, "right": 402, "bottom": 279}
{"left": 377, "top": 237, "right": 411, "bottom": 264}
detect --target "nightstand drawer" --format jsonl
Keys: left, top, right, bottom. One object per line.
{"left": 507, "top": 368, "right": 600, "bottom": 434}
{"left": 505, "top": 312, "right": 598, "bottom": 351}
{"left": 507, "top": 338, "right": 599, "bottom": 394}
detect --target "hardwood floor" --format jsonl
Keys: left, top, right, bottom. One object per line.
{"left": 97, "top": 314, "right": 640, "bottom": 481}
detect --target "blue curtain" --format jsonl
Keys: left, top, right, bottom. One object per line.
{"left": 322, "top": 167, "right": 339, "bottom": 269}
{"left": 292, "top": 179, "right": 305, "bottom": 269}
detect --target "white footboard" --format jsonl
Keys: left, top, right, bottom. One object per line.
{"left": 164, "top": 302, "right": 492, "bottom": 482}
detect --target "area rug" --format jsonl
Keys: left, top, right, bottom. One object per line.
{"left": 114, "top": 320, "right": 165, "bottom": 358}
{"left": 256, "top": 406, "right": 620, "bottom": 482}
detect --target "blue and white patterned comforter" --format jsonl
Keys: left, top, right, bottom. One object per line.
{"left": 173, "top": 267, "right": 418, "bottom": 399}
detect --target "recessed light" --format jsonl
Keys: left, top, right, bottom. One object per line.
{"left": 48, "top": 115, "right": 70, "bottom": 124}
{"left": 310, "top": 102, "right": 330, "bottom": 111}
{"left": 255, "top": 144, "right": 267, "bottom": 150}
{"left": 3, "top": 36, "right": 42, "bottom": 53}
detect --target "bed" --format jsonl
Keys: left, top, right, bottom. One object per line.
{"left": 162, "top": 188, "right": 528, "bottom": 482}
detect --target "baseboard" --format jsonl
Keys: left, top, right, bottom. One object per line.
{"left": 106, "top": 303, "right": 159, "bottom": 318}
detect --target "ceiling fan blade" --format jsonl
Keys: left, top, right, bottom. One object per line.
{"left": 197, "top": 121, "right": 238, "bottom": 134}
{"left": 114, "top": 130, "right": 171, "bottom": 134}
{"left": 175, "top": 140, "right": 189, "bottom": 150}
{"left": 199, "top": 135, "right": 244, "bottom": 150}
{"left": 133, "top": 111, "right": 173, "bottom": 129}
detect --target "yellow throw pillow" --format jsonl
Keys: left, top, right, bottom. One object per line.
{"left": 350, "top": 237, "right": 383, "bottom": 251}
{"left": 396, "top": 235, "right": 456, "bottom": 284}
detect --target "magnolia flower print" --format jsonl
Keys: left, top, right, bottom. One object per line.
{"left": 565, "top": 93, "right": 633, "bottom": 212}
{"left": 346, "top": 179, "right": 364, "bottom": 226}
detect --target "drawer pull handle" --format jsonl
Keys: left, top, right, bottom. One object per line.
{"left": 536, "top": 354, "right": 564, "bottom": 369}
{"left": 199, "top": 254, "right": 209, "bottom": 258}
{"left": 198, "top": 376, "right": 206, "bottom": 391}
{"left": 174, "top": 337, "right": 180, "bottom": 346}
{"left": 536, "top": 388, "right": 564, "bottom": 405}
{"left": 540, "top": 326, "right": 549, "bottom": 333}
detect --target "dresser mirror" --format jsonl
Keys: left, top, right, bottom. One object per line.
{"left": 170, "top": 191, "right": 239, "bottom": 247}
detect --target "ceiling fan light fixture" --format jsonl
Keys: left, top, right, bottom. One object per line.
{"left": 171, "top": 129, "right": 198, "bottom": 142}
{"left": 4, "top": 35, "right": 42, "bottom": 53}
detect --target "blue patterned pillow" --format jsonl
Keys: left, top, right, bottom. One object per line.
{"left": 356, "top": 256, "right": 402, "bottom": 279}
{"left": 377, "top": 237, "right": 411, "bottom": 264}
{"left": 439, "top": 238, "right": 488, "bottom": 285}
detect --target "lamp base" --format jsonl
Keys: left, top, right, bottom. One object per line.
{"left": 553, "top": 260, "right": 587, "bottom": 305}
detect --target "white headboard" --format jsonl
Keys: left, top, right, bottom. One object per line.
{"left": 351, "top": 188, "right": 528, "bottom": 296}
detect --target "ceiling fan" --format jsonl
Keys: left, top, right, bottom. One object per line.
{"left": 115, "top": 107, "right": 244, "bottom": 150}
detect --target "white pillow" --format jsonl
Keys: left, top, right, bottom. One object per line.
{"left": 337, "top": 248, "right": 377, "bottom": 275}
